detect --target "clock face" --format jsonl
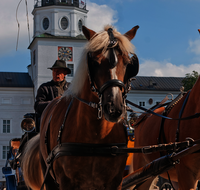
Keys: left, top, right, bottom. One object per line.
{"left": 58, "top": 47, "right": 73, "bottom": 61}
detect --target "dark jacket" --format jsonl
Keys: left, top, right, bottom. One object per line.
{"left": 34, "top": 80, "right": 69, "bottom": 116}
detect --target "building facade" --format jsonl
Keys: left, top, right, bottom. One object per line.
{"left": 127, "top": 76, "right": 184, "bottom": 115}
{"left": 0, "top": 72, "right": 34, "bottom": 179}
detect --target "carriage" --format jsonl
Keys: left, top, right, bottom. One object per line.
{"left": 3, "top": 25, "right": 200, "bottom": 190}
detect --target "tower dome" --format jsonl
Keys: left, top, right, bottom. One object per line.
{"left": 33, "top": 0, "right": 87, "bottom": 37}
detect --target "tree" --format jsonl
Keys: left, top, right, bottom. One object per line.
{"left": 182, "top": 71, "right": 199, "bottom": 91}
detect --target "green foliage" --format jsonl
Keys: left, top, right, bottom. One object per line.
{"left": 182, "top": 71, "right": 199, "bottom": 91}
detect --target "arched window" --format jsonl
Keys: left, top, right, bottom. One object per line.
{"left": 43, "top": 17, "right": 49, "bottom": 30}
{"left": 61, "top": 17, "right": 68, "bottom": 30}
{"left": 78, "top": 19, "right": 82, "bottom": 32}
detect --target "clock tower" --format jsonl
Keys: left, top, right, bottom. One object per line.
{"left": 28, "top": 0, "right": 88, "bottom": 93}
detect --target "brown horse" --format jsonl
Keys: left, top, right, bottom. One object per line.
{"left": 133, "top": 76, "right": 200, "bottom": 190}
{"left": 21, "top": 25, "right": 139, "bottom": 190}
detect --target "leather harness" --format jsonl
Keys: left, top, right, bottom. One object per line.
{"left": 41, "top": 93, "right": 200, "bottom": 190}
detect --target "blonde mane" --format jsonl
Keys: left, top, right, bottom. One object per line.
{"left": 64, "top": 25, "right": 135, "bottom": 97}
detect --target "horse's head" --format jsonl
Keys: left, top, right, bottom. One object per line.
{"left": 82, "top": 25, "right": 139, "bottom": 123}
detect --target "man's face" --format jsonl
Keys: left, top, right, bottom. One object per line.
{"left": 52, "top": 68, "right": 67, "bottom": 82}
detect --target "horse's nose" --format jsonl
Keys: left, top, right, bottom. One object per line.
{"left": 106, "top": 102, "right": 122, "bottom": 117}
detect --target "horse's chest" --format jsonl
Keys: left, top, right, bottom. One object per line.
{"left": 56, "top": 156, "right": 127, "bottom": 189}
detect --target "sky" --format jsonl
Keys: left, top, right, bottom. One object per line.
{"left": 1, "top": 0, "right": 200, "bottom": 77}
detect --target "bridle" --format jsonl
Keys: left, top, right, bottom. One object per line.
{"left": 76, "top": 28, "right": 133, "bottom": 119}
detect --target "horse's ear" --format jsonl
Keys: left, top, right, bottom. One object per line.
{"left": 82, "top": 26, "right": 96, "bottom": 40}
{"left": 124, "top": 25, "right": 139, "bottom": 41}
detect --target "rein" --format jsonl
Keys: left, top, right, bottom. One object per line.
{"left": 126, "top": 98, "right": 200, "bottom": 121}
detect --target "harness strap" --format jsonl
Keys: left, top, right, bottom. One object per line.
{"left": 40, "top": 162, "right": 53, "bottom": 190}
{"left": 151, "top": 93, "right": 173, "bottom": 112}
{"left": 45, "top": 116, "right": 52, "bottom": 155}
{"left": 131, "top": 94, "right": 172, "bottom": 127}
{"left": 43, "top": 98, "right": 74, "bottom": 189}
{"left": 99, "top": 79, "right": 125, "bottom": 94}
{"left": 46, "top": 143, "right": 128, "bottom": 164}
{"left": 57, "top": 98, "right": 74, "bottom": 144}
{"left": 44, "top": 97, "right": 63, "bottom": 154}
{"left": 74, "top": 96, "right": 98, "bottom": 109}
{"left": 126, "top": 99, "right": 200, "bottom": 121}
{"left": 122, "top": 143, "right": 200, "bottom": 190}
{"left": 157, "top": 92, "right": 184, "bottom": 145}
{"left": 175, "top": 91, "right": 191, "bottom": 142}
{"left": 45, "top": 138, "right": 199, "bottom": 167}
{"left": 158, "top": 117, "right": 168, "bottom": 145}
{"left": 157, "top": 91, "right": 190, "bottom": 151}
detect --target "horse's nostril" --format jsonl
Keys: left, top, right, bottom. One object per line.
{"left": 107, "top": 103, "right": 115, "bottom": 114}
{"left": 106, "top": 103, "right": 122, "bottom": 117}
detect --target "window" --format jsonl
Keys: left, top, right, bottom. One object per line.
{"left": 2, "top": 98, "right": 11, "bottom": 104}
{"left": 139, "top": 101, "right": 145, "bottom": 107}
{"left": 67, "top": 64, "right": 74, "bottom": 77}
{"left": 2, "top": 146, "right": 10, "bottom": 159}
{"left": 60, "top": 17, "right": 68, "bottom": 30}
{"left": 78, "top": 19, "right": 82, "bottom": 32}
{"left": 42, "top": 17, "right": 49, "bottom": 30}
{"left": 33, "top": 50, "right": 36, "bottom": 65}
{"left": 21, "top": 98, "right": 31, "bottom": 105}
{"left": 3, "top": 120, "right": 10, "bottom": 133}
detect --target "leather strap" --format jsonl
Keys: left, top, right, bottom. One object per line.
{"left": 46, "top": 138, "right": 199, "bottom": 166}
{"left": 176, "top": 91, "right": 191, "bottom": 141}
{"left": 46, "top": 143, "right": 128, "bottom": 165}
{"left": 126, "top": 99, "right": 200, "bottom": 121}
{"left": 99, "top": 79, "right": 125, "bottom": 94}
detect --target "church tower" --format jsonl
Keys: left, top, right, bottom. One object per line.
{"left": 28, "top": 0, "right": 88, "bottom": 93}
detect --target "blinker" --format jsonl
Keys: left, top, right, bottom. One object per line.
{"left": 125, "top": 53, "right": 139, "bottom": 79}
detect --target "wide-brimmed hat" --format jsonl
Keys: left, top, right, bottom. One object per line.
{"left": 48, "top": 60, "right": 71, "bottom": 74}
